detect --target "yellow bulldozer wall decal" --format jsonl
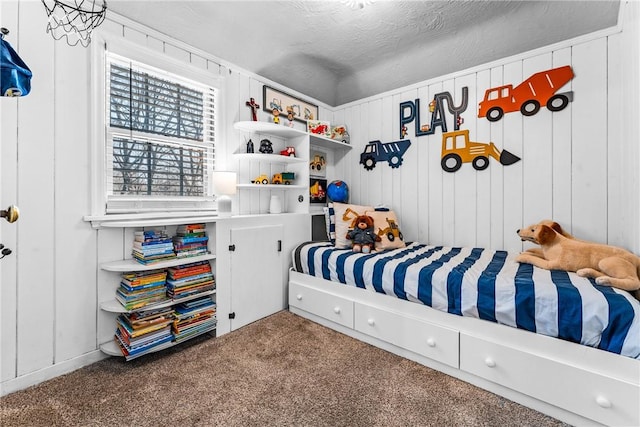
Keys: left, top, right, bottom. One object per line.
{"left": 440, "top": 130, "right": 520, "bottom": 172}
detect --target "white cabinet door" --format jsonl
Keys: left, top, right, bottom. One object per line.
{"left": 230, "top": 224, "right": 283, "bottom": 330}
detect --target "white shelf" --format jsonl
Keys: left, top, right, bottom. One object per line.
{"left": 100, "top": 289, "right": 217, "bottom": 313}
{"left": 100, "top": 253, "right": 216, "bottom": 272}
{"left": 237, "top": 184, "right": 306, "bottom": 190}
{"left": 310, "top": 134, "right": 352, "bottom": 150}
{"left": 233, "top": 120, "right": 306, "bottom": 138}
{"left": 99, "top": 325, "right": 216, "bottom": 360}
{"left": 233, "top": 153, "right": 306, "bottom": 164}
{"left": 234, "top": 121, "right": 352, "bottom": 151}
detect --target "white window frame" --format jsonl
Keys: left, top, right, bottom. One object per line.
{"left": 90, "top": 35, "right": 224, "bottom": 216}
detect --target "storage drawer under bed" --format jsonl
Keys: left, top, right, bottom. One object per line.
{"left": 460, "top": 333, "right": 640, "bottom": 426}
{"left": 289, "top": 282, "right": 354, "bottom": 329}
{"left": 354, "top": 302, "right": 460, "bottom": 369}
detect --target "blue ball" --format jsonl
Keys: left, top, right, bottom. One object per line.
{"left": 327, "top": 180, "right": 349, "bottom": 203}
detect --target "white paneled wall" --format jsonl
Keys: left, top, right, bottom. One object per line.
{"left": 332, "top": 4, "right": 639, "bottom": 254}
{"left": 0, "top": 2, "right": 330, "bottom": 394}
{"left": 0, "top": 0, "right": 638, "bottom": 396}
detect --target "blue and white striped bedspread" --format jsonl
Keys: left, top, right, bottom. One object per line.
{"left": 292, "top": 241, "right": 640, "bottom": 359}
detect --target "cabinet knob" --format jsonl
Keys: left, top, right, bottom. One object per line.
{"left": 296, "top": 294, "right": 302, "bottom": 301}
{"left": 367, "top": 318, "right": 375, "bottom": 326}
{"left": 595, "top": 395, "right": 612, "bottom": 408}
{"left": 484, "top": 357, "right": 496, "bottom": 368}
{"left": 333, "top": 306, "right": 341, "bottom": 314}
{"left": 426, "top": 338, "right": 436, "bottom": 347}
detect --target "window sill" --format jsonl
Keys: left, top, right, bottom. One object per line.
{"left": 83, "top": 211, "right": 223, "bottom": 229}
{"left": 83, "top": 211, "right": 309, "bottom": 229}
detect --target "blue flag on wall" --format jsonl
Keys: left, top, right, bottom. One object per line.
{"left": 1, "top": 37, "right": 32, "bottom": 97}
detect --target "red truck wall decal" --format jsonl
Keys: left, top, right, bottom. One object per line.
{"left": 478, "top": 65, "right": 574, "bottom": 121}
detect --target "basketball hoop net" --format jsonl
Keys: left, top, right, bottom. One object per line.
{"left": 41, "top": 0, "right": 107, "bottom": 47}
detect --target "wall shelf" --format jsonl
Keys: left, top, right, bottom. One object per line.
{"left": 233, "top": 121, "right": 352, "bottom": 151}
{"left": 100, "top": 289, "right": 217, "bottom": 313}
{"left": 99, "top": 325, "right": 216, "bottom": 360}
{"left": 237, "top": 184, "right": 306, "bottom": 190}
{"left": 233, "top": 153, "right": 306, "bottom": 164}
{"left": 100, "top": 253, "right": 216, "bottom": 272}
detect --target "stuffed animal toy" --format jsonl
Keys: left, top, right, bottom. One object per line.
{"left": 516, "top": 221, "right": 640, "bottom": 297}
{"left": 346, "top": 215, "right": 381, "bottom": 253}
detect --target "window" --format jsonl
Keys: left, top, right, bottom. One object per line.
{"left": 105, "top": 52, "right": 217, "bottom": 213}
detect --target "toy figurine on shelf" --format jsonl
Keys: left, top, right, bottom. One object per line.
{"left": 245, "top": 97, "right": 260, "bottom": 121}
{"left": 286, "top": 105, "right": 296, "bottom": 127}
{"left": 272, "top": 107, "right": 281, "bottom": 124}
{"left": 246, "top": 138, "right": 254, "bottom": 153}
{"left": 259, "top": 138, "right": 273, "bottom": 154}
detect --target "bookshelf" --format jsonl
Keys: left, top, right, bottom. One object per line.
{"left": 98, "top": 223, "right": 217, "bottom": 361}
{"left": 232, "top": 121, "right": 352, "bottom": 214}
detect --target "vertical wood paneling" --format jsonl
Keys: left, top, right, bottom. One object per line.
{"left": 551, "top": 48, "right": 574, "bottom": 232}
{"left": 0, "top": 0, "right": 20, "bottom": 383}
{"left": 427, "top": 82, "right": 444, "bottom": 245}
{"left": 452, "top": 74, "right": 476, "bottom": 247}
{"left": 488, "top": 66, "right": 505, "bottom": 250}
{"left": 340, "top": 106, "right": 356, "bottom": 193}
{"left": 501, "top": 62, "right": 524, "bottom": 252}
{"left": 365, "top": 99, "right": 382, "bottom": 205}
{"left": 475, "top": 69, "right": 492, "bottom": 248}
{"left": 522, "top": 54, "right": 553, "bottom": 227}
{"left": 415, "top": 85, "right": 429, "bottom": 243}
{"left": 380, "top": 96, "right": 394, "bottom": 207}
{"left": 351, "top": 103, "right": 365, "bottom": 204}
{"left": 571, "top": 38, "right": 608, "bottom": 242}
{"left": 399, "top": 89, "right": 418, "bottom": 241}
{"left": 53, "top": 39, "right": 96, "bottom": 361}
{"left": 331, "top": 32, "right": 634, "bottom": 253}
{"left": 441, "top": 79, "right": 456, "bottom": 245}
{"left": 16, "top": 0, "right": 56, "bottom": 375}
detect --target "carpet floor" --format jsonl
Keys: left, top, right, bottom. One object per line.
{"left": 1, "top": 310, "right": 566, "bottom": 426}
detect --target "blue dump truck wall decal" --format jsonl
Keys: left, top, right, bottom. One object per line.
{"left": 360, "top": 139, "right": 412, "bottom": 171}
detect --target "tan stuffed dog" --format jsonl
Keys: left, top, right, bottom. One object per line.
{"left": 516, "top": 221, "right": 640, "bottom": 294}
{"left": 520, "top": 220, "right": 575, "bottom": 259}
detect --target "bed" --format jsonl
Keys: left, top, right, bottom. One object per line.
{"left": 288, "top": 241, "right": 640, "bottom": 426}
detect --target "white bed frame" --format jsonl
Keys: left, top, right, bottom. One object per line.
{"left": 288, "top": 269, "right": 640, "bottom": 426}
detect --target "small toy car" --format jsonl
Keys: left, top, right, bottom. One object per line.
{"left": 251, "top": 174, "right": 270, "bottom": 184}
{"left": 280, "top": 146, "right": 296, "bottom": 157}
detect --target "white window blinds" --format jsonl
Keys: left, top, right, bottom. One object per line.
{"left": 106, "top": 54, "right": 216, "bottom": 209}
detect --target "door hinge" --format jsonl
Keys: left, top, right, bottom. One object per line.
{"left": 228, "top": 312, "right": 236, "bottom": 319}
{"left": 229, "top": 244, "right": 236, "bottom": 251}
{"left": 277, "top": 240, "right": 282, "bottom": 252}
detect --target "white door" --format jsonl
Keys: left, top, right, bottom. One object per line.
{"left": 229, "top": 224, "right": 283, "bottom": 330}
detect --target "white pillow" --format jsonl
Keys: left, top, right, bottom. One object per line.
{"left": 331, "top": 202, "right": 374, "bottom": 249}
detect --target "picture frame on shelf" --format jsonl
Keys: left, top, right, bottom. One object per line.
{"left": 309, "top": 178, "right": 327, "bottom": 204}
{"left": 263, "top": 85, "right": 318, "bottom": 123}
{"left": 309, "top": 149, "right": 327, "bottom": 178}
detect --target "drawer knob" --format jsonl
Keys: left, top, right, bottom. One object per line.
{"left": 595, "top": 395, "right": 611, "bottom": 408}
{"left": 333, "top": 306, "right": 341, "bottom": 314}
{"left": 484, "top": 357, "right": 496, "bottom": 368}
{"left": 426, "top": 338, "right": 436, "bottom": 347}
{"left": 296, "top": 294, "right": 302, "bottom": 301}
{"left": 367, "top": 318, "right": 375, "bottom": 326}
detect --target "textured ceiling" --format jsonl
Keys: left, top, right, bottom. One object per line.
{"left": 107, "top": 0, "right": 620, "bottom": 107}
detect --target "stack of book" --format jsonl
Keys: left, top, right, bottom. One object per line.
{"left": 116, "top": 269, "right": 169, "bottom": 311}
{"left": 132, "top": 230, "right": 176, "bottom": 264}
{"left": 166, "top": 261, "right": 215, "bottom": 299}
{"left": 114, "top": 306, "right": 175, "bottom": 360}
{"left": 172, "top": 296, "right": 217, "bottom": 343}
{"left": 173, "top": 223, "right": 209, "bottom": 258}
